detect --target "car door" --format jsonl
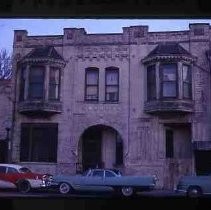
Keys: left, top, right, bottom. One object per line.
{"left": 82, "top": 170, "right": 108, "bottom": 192}
{"left": 104, "top": 170, "right": 120, "bottom": 191}
{"left": 0, "top": 166, "right": 16, "bottom": 188}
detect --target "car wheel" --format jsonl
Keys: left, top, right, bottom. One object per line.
{"left": 187, "top": 186, "right": 202, "bottom": 198}
{"left": 59, "top": 182, "right": 72, "bottom": 194}
{"left": 121, "top": 186, "right": 134, "bottom": 197}
{"left": 17, "top": 180, "right": 31, "bottom": 193}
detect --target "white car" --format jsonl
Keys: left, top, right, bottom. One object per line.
{"left": 0, "top": 163, "right": 52, "bottom": 193}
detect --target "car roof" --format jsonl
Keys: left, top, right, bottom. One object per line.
{"left": 0, "top": 164, "right": 25, "bottom": 170}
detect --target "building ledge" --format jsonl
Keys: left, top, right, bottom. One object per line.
{"left": 18, "top": 100, "right": 62, "bottom": 116}
{"left": 144, "top": 99, "right": 194, "bottom": 114}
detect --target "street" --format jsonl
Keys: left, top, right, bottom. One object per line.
{"left": 1, "top": 190, "right": 211, "bottom": 210}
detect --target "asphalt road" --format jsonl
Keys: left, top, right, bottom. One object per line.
{"left": 1, "top": 190, "right": 211, "bottom": 210}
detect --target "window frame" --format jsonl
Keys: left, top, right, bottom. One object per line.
{"left": 105, "top": 67, "right": 119, "bottom": 103}
{"left": 182, "top": 64, "right": 192, "bottom": 99}
{"left": 160, "top": 63, "right": 178, "bottom": 99}
{"left": 19, "top": 65, "right": 26, "bottom": 101}
{"left": 85, "top": 67, "right": 99, "bottom": 102}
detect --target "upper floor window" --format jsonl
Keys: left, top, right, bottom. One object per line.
{"left": 85, "top": 68, "right": 99, "bottom": 101}
{"left": 160, "top": 63, "right": 177, "bottom": 98}
{"left": 147, "top": 65, "right": 156, "bottom": 100}
{"left": 183, "top": 65, "right": 192, "bottom": 99}
{"left": 49, "top": 67, "right": 60, "bottom": 100}
{"left": 29, "top": 66, "right": 45, "bottom": 100}
{"left": 105, "top": 67, "right": 119, "bottom": 102}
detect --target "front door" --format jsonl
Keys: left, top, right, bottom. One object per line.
{"left": 82, "top": 128, "right": 102, "bottom": 171}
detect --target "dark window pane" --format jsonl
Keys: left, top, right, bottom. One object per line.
{"left": 29, "top": 66, "right": 44, "bottom": 99}
{"left": 116, "top": 134, "right": 123, "bottom": 165}
{"left": 85, "top": 68, "right": 99, "bottom": 101}
{"left": 162, "top": 64, "right": 177, "bottom": 81}
{"left": 147, "top": 65, "right": 156, "bottom": 100}
{"left": 106, "top": 70, "right": 118, "bottom": 85}
{"left": 163, "top": 82, "right": 177, "bottom": 97}
{"left": 166, "top": 130, "right": 174, "bottom": 158}
{"left": 7, "top": 167, "right": 18, "bottom": 173}
{"left": 86, "top": 70, "right": 98, "bottom": 85}
{"left": 105, "top": 171, "right": 115, "bottom": 177}
{"left": 92, "top": 170, "right": 104, "bottom": 177}
{"left": 105, "top": 68, "right": 119, "bottom": 102}
{"left": 49, "top": 68, "right": 60, "bottom": 100}
{"left": 20, "top": 124, "right": 58, "bottom": 162}
{"left": 183, "top": 65, "right": 192, "bottom": 99}
{"left": 183, "top": 83, "right": 192, "bottom": 98}
{"left": 0, "top": 166, "right": 6, "bottom": 173}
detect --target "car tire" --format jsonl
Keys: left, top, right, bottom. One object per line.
{"left": 17, "top": 180, "right": 31, "bottom": 193}
{"left": 187, "top": 186, "right": 202, "bottom": 198}
{"left": 59, "top": 182, "right": 72, "bottom": 194}
{"left": 121, "top": 186, "right": 134, "bottom": 197}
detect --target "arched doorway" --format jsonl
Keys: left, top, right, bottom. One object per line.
{"left": 77, "top": 125, "right": 123, "bottom": 172}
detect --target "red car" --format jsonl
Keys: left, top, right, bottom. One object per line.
{"left": 0, "top": 164, "right": 52, "bottom": 193}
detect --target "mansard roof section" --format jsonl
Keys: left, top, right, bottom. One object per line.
{"left": 142, "top": 42, "right": 196, "bottom": 64}
{"left": 18, "top": 46, "right": 65, "bottom": 66}
{"left": 24, "top": 46, "right": 64, "bottom": 60}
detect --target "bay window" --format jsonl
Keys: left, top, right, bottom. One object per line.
{"left": 147, "top": 65, "right": 156, "bottom": 100}
{"left": 49, "top": 67, "right": 60, "bottom": 100}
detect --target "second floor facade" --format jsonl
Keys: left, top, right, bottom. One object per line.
{"left": 12, "top": 23, "right": 211, "bottom": 121}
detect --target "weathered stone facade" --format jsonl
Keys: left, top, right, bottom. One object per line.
{"left": 5, "top": 23, "right": 211, "bottom": 189}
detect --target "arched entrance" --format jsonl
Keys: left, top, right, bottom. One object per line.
{"left": 77, "top": 125, "right": 123, "bottom": 172}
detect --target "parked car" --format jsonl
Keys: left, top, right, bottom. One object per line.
{"left": 50, "top": 168, "right": 157, "bottom": 197}
{"left": 175, "top": 174, "right": 211, "bottom": 197}
{"left": 0, "top": 164, "right": 52, "bottom": 193}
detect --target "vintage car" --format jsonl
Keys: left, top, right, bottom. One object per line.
{"left": 50, "top": 168, "right": 157, "bottom": 197}
{"left": 0, "top": 164, "right": 52, "bottom": 193}
{"left": 175, "top": 174, "right": 211, "bottom": 197}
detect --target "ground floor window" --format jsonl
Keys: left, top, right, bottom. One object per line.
{"left": 20, "top": 123, "right": 58, "bottom": 162}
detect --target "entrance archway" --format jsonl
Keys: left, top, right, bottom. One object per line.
{"left": 78, "top": 125, "right": 123, "bottom": 172}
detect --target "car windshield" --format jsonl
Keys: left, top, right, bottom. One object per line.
{"left": 19, "top": 167, "right": 31, "bottom": 173}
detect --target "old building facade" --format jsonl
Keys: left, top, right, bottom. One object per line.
{"left": 3, "top": 23, "right": 211, "bottom": 189}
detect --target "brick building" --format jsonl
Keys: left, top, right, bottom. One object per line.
{"left": 2, "top": 23, "right": 211, "bottom": 189}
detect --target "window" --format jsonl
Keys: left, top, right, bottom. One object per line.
{"left": 160, "top": 64, "right": 177, "bottom": 98}
{"left": 92, "top": 170, "right": 104, "bottom": 177}
{"left": 105, "top": 171, "right": 116, "bottom": 177}
{"left": 7, "top": 167, "right": 18, "bottom": 174}
{"left": 183, "top": 65, "right": 192, "bottom": 99}
{"left": 19, "top": 167, "right": 31, "bottom": 173}
{"left": 147, "top": 65, "right": 156, "bottom": 100}
{"left": 0, "top": 166, "right": 6, "bottom": 173}
{"left": 20, "top": 123, "right": 58, "bottom": 162}
{"left": 19, "top": 66, "right": 26, "bottom": 101}
{"left": 166, "top": 129, "right": 174, "bottom": 158}
{"left": 105, "top": 67, "right": 119, "bottom": 102}
{"left": 28, "top": 66, "right": 45, "bottom": 99}
{"left": 49, "top": 67, "right": 60, "bottom": 100}
{"left": 85, "top": 68, "right": 99, "bottom": 101}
